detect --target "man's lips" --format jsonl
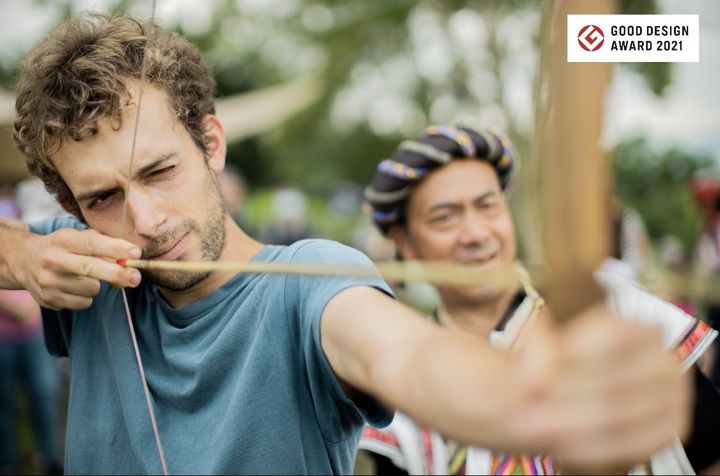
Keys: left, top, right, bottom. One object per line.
{"left": 459, "top": 250, "right": 499, "bottom": 266}
{"left": 146, "top": 233, "right": 189, "bottom": 260}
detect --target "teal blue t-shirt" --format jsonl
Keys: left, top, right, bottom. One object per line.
{"left": 31, "top": 217, "right": 393, "bottom": 475}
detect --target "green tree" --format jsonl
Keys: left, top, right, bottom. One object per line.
{"left": 613, "top": 137, "right": 715, "bottom": 252}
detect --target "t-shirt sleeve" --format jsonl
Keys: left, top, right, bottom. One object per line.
{"left": 28, "top": 216, "right": 87, "bottom": 235}
{"left": 27, "top": 217, "right": 86, "bottom": 356}
{"left": 283, "top": 239, "right": 394, "bottom": 442}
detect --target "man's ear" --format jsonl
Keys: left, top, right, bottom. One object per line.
{"left": 202, "top": 114, "right": 227, "bottom": 174}
{"left": 387, "top": 224, "right": 417, "bottom": 260}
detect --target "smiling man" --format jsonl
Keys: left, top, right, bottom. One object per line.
{"left": 0, "top": 13, "right": 697, "bottom": 475}
{"left": 360, "top": 124, "right": 720, "bottom": 474}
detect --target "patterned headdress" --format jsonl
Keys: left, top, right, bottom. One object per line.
{"left": 364, "top": 123, "right": 514, "bottom": 235}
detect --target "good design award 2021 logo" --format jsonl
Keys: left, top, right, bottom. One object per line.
{"left": 577, "top": 25, "right": 605, "bottom": 51}
{"left": 568, "top": 15, "right": 699, "bottom": 62}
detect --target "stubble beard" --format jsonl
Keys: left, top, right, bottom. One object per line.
{"left": 142, "top": 172, "right": 227, "bottom": 292}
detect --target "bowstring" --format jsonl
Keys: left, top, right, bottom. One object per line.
{"left": 118, "top": 1, "right": 169, "bottom": 474}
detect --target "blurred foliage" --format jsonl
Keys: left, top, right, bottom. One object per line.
{"left": 0, "top": 0, "right": 696, "bottom": 243}
{"left": 0, "top": 0, "right": 671, "bottom": 190}
{"left": 613, "top": 137, "right": 715, "bottom": 252}
{"left": 242, "top": 188, "right": 366, "bottom": 243}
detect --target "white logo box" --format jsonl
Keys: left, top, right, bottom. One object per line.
{"left": 567, "top": 14, "right": 699, "bottom": 62}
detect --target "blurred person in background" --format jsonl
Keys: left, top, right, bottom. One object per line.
{"left": 0, "top": 183, "right": 62, "bottom": 475}
{"left": 15, "top": 177, "right": 68, "bottom": 225}
{"left": 218, "top": 165, "right": 254, "bottom": 235}
{"left": 691, "top": 176, "right": 720, "bottom": 389}
{"left": 604, "top": 204, "right": 655, "bottom": 282}
{"left": 604, "top": 205, "right": 698, "bottom": 317}
{"left": 261, "top": 184, "right": 316, "bottom": 245}
{"left": 359, "top": 124, "right": 720, "bottom": 475}
{"left": 655, "top": 234, "right": 696, "bottom": 316}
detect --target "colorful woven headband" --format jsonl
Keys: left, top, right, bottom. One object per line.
{"left": 424, "top": 125, "right": 477, "bottom": 158}
{"left": 364, "top": 185, "right": 411, "bottom": 204}
{"left": 397, "top": 140, "right": 452, "bottom": 164}
{"left": 488, "top": 127, "right": 513, "bottom": 169}
{"left": 377, "top": 159, "right": 429, "bottom": 181}
{"left": 371, "top": 208, "right": 400, "bottom": 224}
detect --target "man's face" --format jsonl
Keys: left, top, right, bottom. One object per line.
{"left": 52, "top": 85, "right": 227, "bottom": 291}
{"left": 392, "top": 160, "right": 517, "bottom": 303}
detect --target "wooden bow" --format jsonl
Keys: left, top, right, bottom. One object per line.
{"left": 530, "top": 0, "right": 615, "bottom": 323}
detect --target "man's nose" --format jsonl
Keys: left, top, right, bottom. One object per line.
{"left": 124, "top": 188, "right": 167, "bottom": 238}
{"left": 458, "top": 210, "right": 491, "bottom": 246}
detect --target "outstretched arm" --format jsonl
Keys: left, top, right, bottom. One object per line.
{"left": 322, "top": 286, "right": 690, "bottom": 469}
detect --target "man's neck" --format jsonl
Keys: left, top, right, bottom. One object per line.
{"left": 437, "top": 286, "right": 520, "bottom": 338}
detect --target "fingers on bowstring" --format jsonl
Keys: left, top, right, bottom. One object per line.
{"left": 54, "top": 228, "right": 141, "bottom": 260}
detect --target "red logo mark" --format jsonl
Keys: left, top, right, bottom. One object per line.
{"left": 578, "top": 25, "right": 604, "bottom": 51}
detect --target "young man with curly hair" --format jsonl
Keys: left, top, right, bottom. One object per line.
{"left": 0, "top": 13, "right": 693, "bottom": 474}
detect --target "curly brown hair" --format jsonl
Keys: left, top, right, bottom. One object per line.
{"left": 13, "top": 12, "right": 216, "bottom": 218}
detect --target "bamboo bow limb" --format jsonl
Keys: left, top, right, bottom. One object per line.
{"left": 534, "top": 0, "right": 615, "bottom": 323}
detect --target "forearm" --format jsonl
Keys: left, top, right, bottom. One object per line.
{"left": 323, "top": 287, "right": 528, "bottom": 452}
{"left": 377, "top": 326, "right": 526, "bottom": 452}
{"left": 0, "top": 218, "right": 32, "bottom": 289}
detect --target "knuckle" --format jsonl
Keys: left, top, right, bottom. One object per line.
{"left": 50, "top": 228, "right": 72, "bottom": 245}
{"left": 80, "top": 260, "right": 93, "bottom": 278}
{"left": 37, "top": 271, "right": 53, "bottom": 289}
{"left": 84, "top": 236, "right": 96, "bottom": 254}
{"left": 39, "top": 254, "right": 59, "bottom": 272}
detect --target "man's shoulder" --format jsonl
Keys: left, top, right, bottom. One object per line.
{"left": 283, "top": 239, "right": 372, "bottom": 264}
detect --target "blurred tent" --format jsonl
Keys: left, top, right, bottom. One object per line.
{"left": 0, "top": 75, "right": 321, "bottom": 184}
{"left": 216, "top": 75, "right": 321, "bottom": 144}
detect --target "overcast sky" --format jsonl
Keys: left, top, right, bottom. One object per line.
{"left": 603, "top": 0, "right": 720, "bottom": 157}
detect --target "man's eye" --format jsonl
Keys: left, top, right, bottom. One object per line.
{"left": 88, "top": 192, "right": 115, "bottom": 210}
{"left": 429, "top": 214, "right": 452, "bottom": 224}
{"left": 149, "top": 166, "right": 175, "bottom": 177}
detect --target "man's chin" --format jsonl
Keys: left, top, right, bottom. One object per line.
{"left": 142, "top": 269, "right": 211, "bottom": 292}
{"left": 442, "top": 283, "right": 507, "bottom": 304}
{"left": 469, "top": 284, "right": 506, "bottom": 300}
